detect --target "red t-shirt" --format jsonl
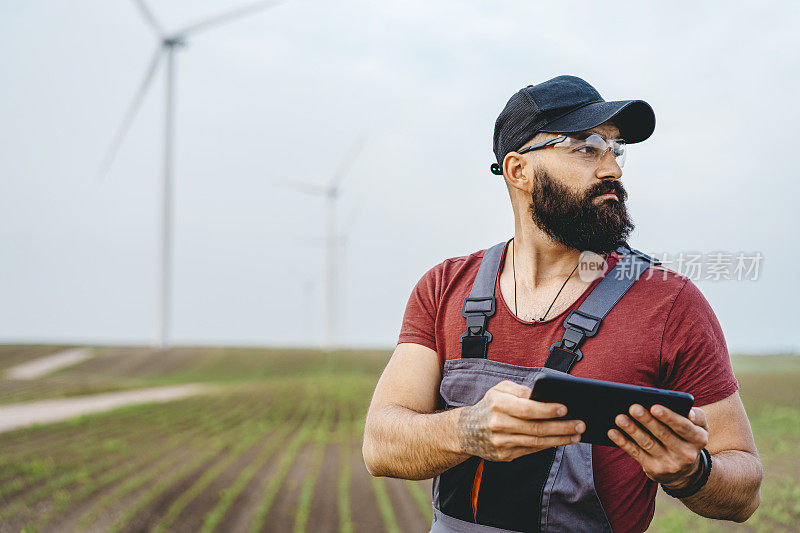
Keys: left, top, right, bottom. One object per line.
{"left": 397, "top": 238, "right": 739, "bottom": 533}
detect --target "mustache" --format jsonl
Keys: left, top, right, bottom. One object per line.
{"left": 588, "top": 180, "right": 627, "bottom": 202}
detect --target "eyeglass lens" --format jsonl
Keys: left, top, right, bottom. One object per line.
{"left": 555, "top": 133, "right": 626, "bottom": 168}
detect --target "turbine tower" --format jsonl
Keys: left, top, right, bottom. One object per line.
{"left": 275, "top": 133, "right": 367, "bottom": 351}
{"left": 97, "top": 0, "right": 287, "bottom": 349}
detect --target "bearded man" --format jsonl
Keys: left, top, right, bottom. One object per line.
{"left": 362, "top": 75, "right": 762, "bottom": 532}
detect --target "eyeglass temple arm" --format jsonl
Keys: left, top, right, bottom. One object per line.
{"left": 516, "top": 135, "right": 568, "bottom": 155}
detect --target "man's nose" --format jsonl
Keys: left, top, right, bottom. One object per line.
{"left": 595, "top": 149, "right": 622, "bottom": 181}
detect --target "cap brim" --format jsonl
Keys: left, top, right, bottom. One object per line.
{"left": 538, "top": 99, "right": 655, "bottom": 143}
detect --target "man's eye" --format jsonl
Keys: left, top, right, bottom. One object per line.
{"left": 575, "top": 145, "right": 599, "bottom": 155}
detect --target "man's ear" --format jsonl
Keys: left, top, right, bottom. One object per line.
{"left": 504, "top": 152, "right": 530, "bottom": 194}
{"left": 503, "top": 152, "right": 518, "bottom": 181}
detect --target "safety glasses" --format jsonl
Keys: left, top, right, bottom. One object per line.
{"left": 517, "top": 132, "right": 627, "bottom": 168}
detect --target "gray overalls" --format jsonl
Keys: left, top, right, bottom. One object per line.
{"left": 429, "top": 241, "right": 658, "bottom": 533}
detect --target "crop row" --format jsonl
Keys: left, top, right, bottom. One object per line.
{"left": 1, "top": 392, "right": 437, "bottom": 532}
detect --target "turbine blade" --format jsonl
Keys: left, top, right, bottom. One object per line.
{"left": 131, "top": 0, "right": 165, "bottom": 37}
{"left": 329, "top": 131, "right": 368, "bottom": 193}
{"left": 272, "top": 178, "right": 327, "bottom": 196}
{"left": 96, "top": 47, "right": 164, "bottom": 181}
{"left": 178, "top": 0, "right": 289, "bottom": 38}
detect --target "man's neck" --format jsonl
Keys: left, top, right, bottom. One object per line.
{"left": 509, "top": 219, "right": 582, "bottom": 289}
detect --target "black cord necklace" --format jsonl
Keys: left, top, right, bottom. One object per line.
{"left": 513, "top": 238, "right": 581, "bottom": 321}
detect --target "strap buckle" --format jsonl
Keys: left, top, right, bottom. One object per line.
{"left": 459, "top": 296, "right": 496, "bottom": 343}
{"left": 548, "top": 341, "right": 583, "bottom": 362}
{"left": 563, "top": 309, "right": 602, "bottom": 338}
{"left": 549, "top": 309, "right": 602, "bottom": 355}
{"left": 459, "top": 316, "right": 493, "bottom": 343}
{"left": 629, "top": 247, "right": 661, "bottom": 266}
{"left": 619, "top": 243, "right": 661, "bottom": 266}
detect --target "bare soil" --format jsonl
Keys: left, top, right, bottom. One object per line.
{"left": 383, "top": 477, "right": 430, "bottom": 533}
{"left": 348, "top": 442, "right": 385, "bottom": 533}
{"left": 215, "top": 420, "right": 308, "bottom": 532}
{"left": 215, "top": 448, "right": 282, "bottom": 532}
{"left": 170, "top": 431, "right": 277, "bottom": 533}
{"left": 47, "top": 445, "right": 199, "bottom": 532}
{"left": 117, "top": 446, "right": 232, "bottom": 533}
{"left": 260, "top": 441, "right": 315, "bottom": 532}
{"left": 306, "top": 442, "right": 340, "bottom": 533}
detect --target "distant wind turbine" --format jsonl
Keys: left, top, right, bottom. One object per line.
{"left": 97, "top": 0, "right": 288, "bottom": 349}
{"left": 274, "top": 132, "right": 368, "bottom": 351}
{"left": 336, "top": 201, "right": 362, "bottom": 349}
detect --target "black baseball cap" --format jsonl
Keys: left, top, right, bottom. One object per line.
{"left": 491, "top": 75, "right": 655, "bottom": 175}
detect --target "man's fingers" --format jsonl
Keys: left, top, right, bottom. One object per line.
{"left": 493, "top": 412, "right": 585, "bottom": 437}
{"left": 689, "top": 407, "right": 709, "bottom": 430}
{"left": 507, "top": 396, "right": 567, "bottom": 420}
{"left": 650, "top": 404, "right": 709, "bottom": 443}
{"left": 492, "top": 380, "right": 533, "bottom": 399}
{"left": 489, "top": 380, "right": 567, "bottom": 420}
{"left": 628, "top": 404, "right": 683, "bottom": 449}
{"left": 608, "top": 428, "right": 645, "bottom": 461}
{"left": 502, "top": 433, "right": 582, "bottom": 450}
{"left": 615, "top": 413, "right": 663, "bottom": 456}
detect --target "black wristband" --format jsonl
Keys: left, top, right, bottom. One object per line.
{"left": 661, "top": 448, "right": 712, "bottom": 499}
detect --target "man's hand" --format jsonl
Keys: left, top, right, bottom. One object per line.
{"left": 457, "top": 380, "right": 585, "bottom": 462}
{"left": 608, "top": 403, "right": 710, "bottom": 489}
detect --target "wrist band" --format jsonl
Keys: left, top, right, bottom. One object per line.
{"left": 661, "top": 448, "right": 712, "bottom": 499}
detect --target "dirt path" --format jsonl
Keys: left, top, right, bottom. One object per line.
{"left": 5, "top": 348, "right": 94, "bottom": 379}
{"left": 0, "top": 384, "right": 214, "bottom": 434}
{"left": 0, "top": 346, "right": 71, "bottom": 370}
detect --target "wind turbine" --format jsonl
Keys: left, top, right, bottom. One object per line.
{"left": 97, "top": 0, "right": 288, "bottom": 349}
{"left": 274, "top": 132, "right": 368, "bottom": 351}
{"left": 336, "top": 197, "right": 363, "bottom": 350}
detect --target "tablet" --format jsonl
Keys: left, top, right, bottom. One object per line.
{"left": 529, "top": 372, "right": 694, "bottom": 448}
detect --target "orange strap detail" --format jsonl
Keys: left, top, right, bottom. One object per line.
{"left": 471, "top": 458, "right": 484, "bottom": 522}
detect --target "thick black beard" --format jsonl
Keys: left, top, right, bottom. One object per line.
{"left": 528, "top": 167, "right": 634, "bottom": 254}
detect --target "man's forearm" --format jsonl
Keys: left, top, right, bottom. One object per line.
{"left": 363, "top": 404, "right": 471, "bottom": 480}
{"left": 679, "top": 450, "right": 762, "bottom": 522}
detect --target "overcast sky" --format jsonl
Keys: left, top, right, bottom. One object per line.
{"left": 1, "top": 0, "right": 798, "bottom": 353}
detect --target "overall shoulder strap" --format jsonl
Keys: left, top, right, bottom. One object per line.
{"left": 544, "top": 244, "right": 661, "bottom": 373}
{"left": 458, "top": 241, "right": 507, "bottom": 359}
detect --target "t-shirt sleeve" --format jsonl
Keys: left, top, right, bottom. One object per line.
{"left": 659, "top": 278, "right": 739, "bottom": 406}
{"left": 396, "top": 263, "right": 442, "bottom": 352}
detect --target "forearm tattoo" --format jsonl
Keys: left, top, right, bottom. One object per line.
{"left": 457, "top": 404, "right": 497, "bottom": 460}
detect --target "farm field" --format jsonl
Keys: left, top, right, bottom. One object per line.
{"left": 0, "top": 346, "right": 798, "bottom": 532}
